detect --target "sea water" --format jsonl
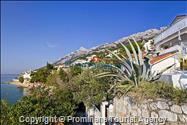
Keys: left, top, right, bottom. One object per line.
{"left": 1, "top": 74, "right": 24, "bottom": 104}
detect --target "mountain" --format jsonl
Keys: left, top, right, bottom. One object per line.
{"left": 54, "top": 47, "right": 90, "bottom": 65}
{"left": 54, "top": 27, "right": 166, "bottom": 65}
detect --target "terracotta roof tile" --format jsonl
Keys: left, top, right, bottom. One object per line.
{"left": 150, "top": 52, "right": 176, "bottom": 64}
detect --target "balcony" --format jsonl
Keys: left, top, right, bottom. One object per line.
{"left": 154, "top": 17, "right": 187, "bottom": 44}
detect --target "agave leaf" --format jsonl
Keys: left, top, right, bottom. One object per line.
{"left": 148, "top": 70, "right": 157, "bottom": 81}
{"left": 141, "top": 59, "right": 149, "bottom": 80}
{"left": 152, "top": 64, "right": 175, "bottom": 81}
{"left": 145, "top": 68, "right": 151, "bottom": 80}
{"left": 94, "top": 72, "right": 114, "bottom": 77}
{"left": 96, "top": 74, "right": 120, "bottom": 78}
{"left": 95, "top": 70, "right": 131, "bottom": 82}
{"left": 132, "top": 37, "right": 143, "bottom": 65}
{"left": 106, "top": 49, "right": 132, "bottom": 76}
{"left": 128, "top": 39, "right": 139, "bottom": 65}
{"left": 119, "top": 42, "right": 139, "bottom": 85}
{"left": 96, "top": 74, "right": 127, "bottom": 83}
{"left": 119, "top": 42, "right": 136, "bottom": 71}
{"left": 107, "top": 64, "right": 131, "bottom": 81}
{"left": 107, "top": 83, "right": 117, "bottom": 93}
{"left": 161, "top": 63, "right": 175, "bottom": 73}
{"left": 119, "top": 42, "right": 133, "bottom": 62}
{"left": 121, "top": 54, "right": 127, "bottom": 60}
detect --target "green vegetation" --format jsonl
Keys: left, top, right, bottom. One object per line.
{"left": 18, "top": 76, "right": 24, "bottom": 83}
{"left": 128, "top": 81, "right": 187, "bottom": 104}
{"left": 0, "top": 100, "right": 10, "bottom": 125}
{"left": 96, "top": 38, "right": 174, "bottom": 92}
{"left": 70, "top": 66, "right": 82, "bottom": 76}
{"left": 1, "top": 86, "right": 77, "bottom": 125}
{"left": 116, "top": 40, "right": 143, "bottom": 55}
{"left": 46, "top": 62, "right": 54, "bottom": 70}
{"left": 59, "top": 69, "right": 69, "bottom": 82}
{"left": 2, "top": 38, "right": 187, "bottom": 124}
{"left": 46, "top": 71, "right": 60, "bottom": 86}
{"left": 68, "top": 69, "right": 111, "bottom": 107}
{"left": 30, "top": 63, "right": 54, "bottom": 83}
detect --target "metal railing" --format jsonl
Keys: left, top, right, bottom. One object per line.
{"left": 154, "top": 17, "right": 187, "bottom": 44}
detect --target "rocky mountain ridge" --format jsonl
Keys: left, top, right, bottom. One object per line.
{"left": 54, "top": 27, "right": 167, "bottom": 65}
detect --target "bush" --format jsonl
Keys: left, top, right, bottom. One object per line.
{"left": 128, "top": 81, "right": 187, "bottom": 104}
{"left": 30, "top": 63, "right": 54, "bottom": 83}
{"left": 59, "top": 69, "right": 69, "bottom": 82}
{"left": 1, "top": 87, "right": 77, "bottom": 125}
{"left": 70, "top": 66, "right": 82, "bottom": 76}
{"left": 69, "top": 69, "right": 110, "bottom": 107}
{"left": 46, "top": 71, "right": 59, "bottom": 86}
{"left": 18, "top": 76, "right": 24, "bottom": 83}
{"left": 0, "top": 100, "right": 11, "bottom": 125}
{"left": 30, "top": 68, "right": 50, "bottom": 83}
{"left": 46, "top": 62, "right": 54, "bottom": 70}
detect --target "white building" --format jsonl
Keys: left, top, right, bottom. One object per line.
{"left": 143, "top": 39, "right": 155, "bottom": 54}
{"left": 151, "top": 15, "right": 187, "bottom": 89}
{"left": 22, "top": 71, "right": 31, "bottom": 82}
{"left": 151, "top": 15, "right": 187, "bottom": 72}
{"left": 71, "top": 59, "right": 88, "bottom": 65}
{"left": 154, "top": 15, "right": 187, "bottom": 56}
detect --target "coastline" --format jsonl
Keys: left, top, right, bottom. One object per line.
{"left": 9, "top": 81, "right": 31, "bottom": 88}
{"left": 9, "top": 80, "right": 43, "bottom": 89}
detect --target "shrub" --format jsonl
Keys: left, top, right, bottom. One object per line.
{"left": 128, "top": 81, "right": 187, "bottom": 104}
{"left": 46, "top": 62, "right": 54, "bottom": 70}
{"left": 18, "top": 76, "right": 24, "bottom": 83}
{"left": 0, "top": 100, "right": 11, "bottom": 125}
{"left": 46, "top": 71, "right": 60, "bottom": 86}
{"left": 69, "top": 69, "right": 110, "bottom": 107}
{"left": 70, "top": 66, "right": 82, "bottom": 76}
{"left": 30, "top": 63, "right": 54, "bottom": 83}
{"left": 59, "top": 69, "right": 69, "bottom": 82}
{"left": 30, "top": 68, "right": 50, "bottom": 83}
{"left": 1, "top": 87, "right": 77, "bottom": 125}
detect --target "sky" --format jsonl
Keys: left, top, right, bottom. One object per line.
{"left": 1, "top": 1, "right": 187, "bottom": 74}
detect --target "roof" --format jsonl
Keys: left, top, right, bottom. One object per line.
{"left": 150, "top": 52, "right": 177, "bottom": 65}
{"left": 171, "top": 14, "right": 187, "bottom": 26}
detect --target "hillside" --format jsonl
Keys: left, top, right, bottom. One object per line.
{"left": 54, "top": 27, "right": 166, "bottom": 66}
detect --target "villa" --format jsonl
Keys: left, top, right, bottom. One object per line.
{"left": 150, "top": 15, "right": 187, "bottom": 89}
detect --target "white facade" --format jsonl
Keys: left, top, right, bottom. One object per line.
{"left": 71, "top": 59, "right": 88, "bottom": 65}
{"left": 160, "top": 71, "right": 187, "bottom": 89}
{"left": 151, "top": 53, "right": 180, "bottom": 75}
{"left": 22, "top": 71, "right": 31, "bottom": 82}
{"left": 154, "top": 15, "right": 187, "bottom": 55}
{"left": 143, "top": 39, "right": 155, "bottom": 53}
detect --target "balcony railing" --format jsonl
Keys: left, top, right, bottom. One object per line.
{"left": 154, "top": 17, "right": 187, "bottom": 44}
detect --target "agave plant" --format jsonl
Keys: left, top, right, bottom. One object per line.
{"left": 95, "top": 37, "right": 174, "bottom": 89}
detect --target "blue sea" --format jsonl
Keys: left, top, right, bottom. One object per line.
{"left": 1, "top": 74, "right": 24, "bottom": 104}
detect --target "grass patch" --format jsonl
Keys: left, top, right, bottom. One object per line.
{"left": 127, "top": 81, "right": 187, "bottom": 104}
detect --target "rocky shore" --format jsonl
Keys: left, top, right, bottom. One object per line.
{"left": 9, "top": 80, "right": 42, "bottom": 89}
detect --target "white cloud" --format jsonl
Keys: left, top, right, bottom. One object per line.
{"left": 46, "top": 42, "right": 56, "bottom": 48}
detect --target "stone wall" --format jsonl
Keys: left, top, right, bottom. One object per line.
{"left": 108, "top": 96, "right": 187, "bottom": 125}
